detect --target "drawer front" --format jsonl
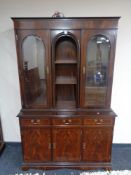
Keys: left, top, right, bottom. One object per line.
{"left": 21, "top": 118, "right": 50, "bottom": 126}
{"left": 52, "top": 118, "right": 82, "bottom": 125}
{"left": 83, "top": 117, "right": 114, "bottom": 125}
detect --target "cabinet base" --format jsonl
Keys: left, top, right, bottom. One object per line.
{"left": 22, "top": 162, "right": 112, "bottom": 171}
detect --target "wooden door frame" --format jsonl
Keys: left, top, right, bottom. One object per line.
{"left": 80, "top": 29, "right": 117, "bottom": 108}
{"left": 16, "top": 29, "right": 52, "bottom": 108}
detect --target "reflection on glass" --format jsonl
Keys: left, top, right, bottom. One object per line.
{"left": 22, "top": 35, "right": 47, "bottom": 106}
{"left": 85, "top": 35, "right": 110, "bottom": 106}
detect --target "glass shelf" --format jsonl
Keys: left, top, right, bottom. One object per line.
{"left": 55, "top": 76, "right": 77, "bottom": 84}
{"left": 55, "top": 59, "right": 77, "bottom": 64}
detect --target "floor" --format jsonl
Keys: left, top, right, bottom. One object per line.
{"left": 0, "top": 143, "right": 131, "bottom": 175}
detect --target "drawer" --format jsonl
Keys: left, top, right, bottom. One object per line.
{"left": 21, "top": 118, "right": 50, "bottom": 126}
{"left": 52, "top": 118, "right": 82, "bottom": 125}
{"left": 83, "top": 117, "right": 114, "bottom": 125}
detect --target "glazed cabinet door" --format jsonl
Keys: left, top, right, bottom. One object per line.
{"left": 21, "top": 127, "right": 51, "bottom": 162}
{"left": 80, "top": 30, "right": 116, "bottom": 108}
{"left": 82, "top": 126, "right": 113, "bottom": 162}
{"left": 16, "top": 30, "right": 52, "bottom": 108}
{"left": 52, "top": 128, "right": 81, "bottom": 161}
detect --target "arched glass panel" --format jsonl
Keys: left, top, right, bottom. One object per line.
{"left": 22, "top": 35, "right": 47, "bottom": 106}
{"left": 85, "top": 35, "right": 110, "bottom": 106}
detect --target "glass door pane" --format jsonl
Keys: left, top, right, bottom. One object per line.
{"left": 85, "top": 35, "right": 110, "bottom": 106}
{"left": 22, "top": 35, "right": 47, "bottom": 106}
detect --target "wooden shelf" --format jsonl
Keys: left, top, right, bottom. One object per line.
{"left": 56, "top": 100, "right": 76, "bottom": 109}
{"left": 55, "top": 59, "right": 77, "bottom": 64}
{"left": 55, "top": 76, "right": 77, "bottom": 84}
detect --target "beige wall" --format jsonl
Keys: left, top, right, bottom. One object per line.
{"left": 0, "top": 0, "right": 131, "bottom": 142}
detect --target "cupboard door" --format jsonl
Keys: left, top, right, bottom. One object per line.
{"left": 16, "top": 30, "right": 51, "bottom": 108}
{"left": 80, "top": 30, "right": 116, "bottom": 108}
{"left": 82, "top": 127, "right": 113, "bottom": 162}
{"left": 52, "top": 128, "right": 81, "bottom": 161}
{"left": 21, "top": 127, "right": 51, "bottom": 162}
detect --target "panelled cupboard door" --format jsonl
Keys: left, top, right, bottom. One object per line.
{"left": 80, "top": 30, "right": 116, "bottom": 108}
{"left": 21, "top": 127, "right": 51, "bottom": 162}
{"left": 82, "top": 127, "right": 113, "bottom": 162}
{"left": 16, "top": 30, "right": 52, "bottom": 108}
{"left": 52, "top": 128, "right": 81, "bottom": 161}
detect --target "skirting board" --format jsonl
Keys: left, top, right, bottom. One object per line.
{"left": 5, "top": 142, "right": 131, "bottom": 147}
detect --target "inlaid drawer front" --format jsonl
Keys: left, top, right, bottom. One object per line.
{"left": 52, "top": 118, "right": 82, "bottom": 125}
{"left": 21, "top": 118, "right": 50, "bottom": 126}
{"left": 83, "top": 117, "right": 114, "bottom": 125}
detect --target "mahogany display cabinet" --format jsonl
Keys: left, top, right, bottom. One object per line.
{"left": 12, "top": 17, "right": 120, "bottom": 170}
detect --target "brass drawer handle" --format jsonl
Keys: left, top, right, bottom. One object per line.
{"left": 65, "top": 122, "right": 69, "bottom": 125}
{"left": 69, "top": 119, "right": 72, "bottom": 123}
{"left": 94, "top": 119, "right": 98, "bottom": 122}
{"left": 36, "top": 119, "right": 40, "bottom": 123}
{"left": 96, "top": 122, "right": 101, "bottom": 125}
{"left": 94, "top": 118, "right": 103, "bottom": 124}
{"left": 31, "top": 119, "right": 40, "bottom": 124}
{"left": 94, "top": 118, "right": 103, "bottom": 125}
{"left": 100, "top": 119, "right": 103, "bottom": 122}
{"left": 31, "top": 119, "right": 34, "bottom": 123}
{"left": 63, "top": 119, "right": 72, "bottom": 124}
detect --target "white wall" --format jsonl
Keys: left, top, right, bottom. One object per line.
{"left": 0, "top": 0, "right": 131, "bottom": 143}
